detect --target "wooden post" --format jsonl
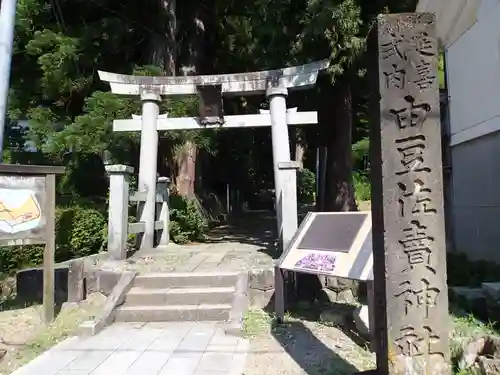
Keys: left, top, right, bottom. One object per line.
{"left": 366, "top": 280, "right": 376, "bottom": 352}
{"left": 43, "top": 173, "right": 56, "bottom": 323}
{"left": 105, "top": 165, "right": 134, "bottom": 260}
{"left": 274, "top": 265, "right": 285, "bottom": 323}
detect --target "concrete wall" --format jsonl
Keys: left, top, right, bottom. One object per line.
{"left": 446, "top": 0, "right": 500, "bottom": 262}
{"left": 447, "top": 0, "right": 500, "bottom": 146}
{"left": 451, "top": 132, "right": 500, "bottom": 262}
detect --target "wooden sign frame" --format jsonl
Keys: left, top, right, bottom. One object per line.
{"left": 0, "top": 164, "right": 64, "bottom": 323}
{"left": 274, "top": 211, "right": 373, "bottom": 322}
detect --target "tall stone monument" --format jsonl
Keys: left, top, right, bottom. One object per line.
{"left": 369, "top": 13, "right": 450, "bottom": 375}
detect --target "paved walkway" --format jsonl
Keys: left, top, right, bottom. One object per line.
{"left": 12, "top": 322, "right": 249, "bottom": 375}
{"left": 95, "top": 214, "right": 278, "bottom": 274}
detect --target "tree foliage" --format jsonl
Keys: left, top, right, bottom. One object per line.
{"left": 4, "top": 0, "right": 419, "bottom": 237}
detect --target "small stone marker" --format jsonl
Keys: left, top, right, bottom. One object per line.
{"left": 68, "top": 259, "right": 85, "bottom": 303}
{"left": 369, "top": 13, "right": 450, "bottom": 375}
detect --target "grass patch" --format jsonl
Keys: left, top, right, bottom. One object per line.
{"left": 450, "top": 312, "right": 498, "bottom": 375}
{"left": 0, "top": 293, "right": 105, "bottom": 373}
{"left": 243, "top": 309, "right": 275, "bottom": 337}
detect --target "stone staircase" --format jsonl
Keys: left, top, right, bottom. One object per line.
{"left": 114, "top": 272, "right": 240, "bottom": 322}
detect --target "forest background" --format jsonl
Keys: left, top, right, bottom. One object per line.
{"left": 0, "top": 0, "right": 430, "bottom": 277}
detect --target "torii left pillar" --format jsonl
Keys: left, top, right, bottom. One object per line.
{"left": 138, "top": 89, "right": 161, "bottom": 249}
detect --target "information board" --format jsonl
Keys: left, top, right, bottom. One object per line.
{"left": 0, "top": 175, "right": 47, "bottom": 245}
{"left": 277, "top": 211, "right": 373, "bottom": 280}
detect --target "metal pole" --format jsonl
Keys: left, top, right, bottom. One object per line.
{"left": 0, "top": 0, "right": 17, "bottom": 161}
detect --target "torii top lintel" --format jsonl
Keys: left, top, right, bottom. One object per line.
{"left": 98, "top": 60, "right": 330, "bottom": 96}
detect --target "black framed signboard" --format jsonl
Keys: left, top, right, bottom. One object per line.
{"left": 0, "top": 164, "right": 65, "bottom": 323}
{"left": 277, "top": 211, "right": 373, "bottom": 280}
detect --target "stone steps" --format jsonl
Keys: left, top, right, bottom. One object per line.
{"left": 124, "top": 286, "right": 235, "bottom": 306}
{"left": 133, "top": 272, "right": 239, "bottom": 289}
{"left": 115, "top": 304, "right": 232, "bottom": 322}
{"left": 115, "top": 272, "right": 240, "bottom": 323}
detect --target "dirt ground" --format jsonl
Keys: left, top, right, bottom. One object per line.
{"left": 242, "top": 310, "right": 375, "bottom": 375}
{"left": 0, "top": 292, "right": 106, "bottom": 375}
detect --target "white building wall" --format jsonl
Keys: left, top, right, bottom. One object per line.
{"left": 447, "top": 0, "right": 500, "bottom": 146}
{"left": 444, "top": 0, "right": 500, "bottom": 263}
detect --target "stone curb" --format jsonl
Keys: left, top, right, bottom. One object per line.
{"left": 224, "top": 271, "right": 250, "bottom": 337}
{"left": 79, "top": 271, "right": 137, "bottom": 336}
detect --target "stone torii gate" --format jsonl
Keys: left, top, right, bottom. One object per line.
{"left": 99, "top": 60, "right": 329, "bottom": 251}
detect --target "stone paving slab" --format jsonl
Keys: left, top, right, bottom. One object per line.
{"left": 11, "top": 322, "right": 249, "bottom": 375}
{"left": 96, "top": 242, "right": 276, "bottom": 275}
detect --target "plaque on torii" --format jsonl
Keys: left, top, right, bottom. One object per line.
{"left": 197, "top": 84, "right": 224, "bottom": 127}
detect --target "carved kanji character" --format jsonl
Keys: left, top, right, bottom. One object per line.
{"left": 384, "top": 64, "right": 406, "bottom": 89}
{"left": 397, "top": 179, "right": 436, "bottom": 217}
{"left": 395, "top": 278, "right": 440, "bottom": 318}
{"left": 398, "top": 220, "right": 435, "bottom": 274}
{"left": 380, "top": 30, "right": 406, "bottom": 60}
{"left": 395, "top": 136, "right": 431, "bottom": 176}
{"left": 409, "top": 31, "right": 436, "bottom": 57}
{"left": 390, "top": 95, "right": 431, "bottom": 129}
{"left": 394, "top": 325, "right": 443, "bottom": 357}
{"left": 411, "top": 59, "right": 436, "bottom": 90}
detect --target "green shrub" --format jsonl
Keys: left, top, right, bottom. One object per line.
{"left": 169, "top": 194, "right": 208, "bottom": 244}
{"left": 297, "top": 168, "right": 316, "bottom": 204}
{"left": 57, "top": 206, "right": 107, "bottom": 260}
{"left": 0, "top": 205, "right": 107, "bottom": 276}
{"left": 353, "top": 171, "right": 371, "bottom": 202}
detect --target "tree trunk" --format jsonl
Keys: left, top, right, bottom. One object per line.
{"left": 175, "top": 0, "right": 214, "bottom": 198}
{"left": 320, "top": 74, "right": 358, "bottom": 212}
{"left": 175, "top": 140, "right": 197, "bottom": 198}
{"left": 295, "top": 142, "right": 306, "bottom": 165}
{"left": 150, "top": 0, "right": 176, "bottom": 75}
{"left": 296, "top": 73, "right": 358, "bottom": 303}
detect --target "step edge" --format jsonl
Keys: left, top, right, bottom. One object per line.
{"left": 135, "top": 272, "right": 239, "bottom": 279}
{"left": 116, "top": 304, "right": 233, "bottom": 311}
{"left": 127, "top": 287, "right": 236, "bottom": 295}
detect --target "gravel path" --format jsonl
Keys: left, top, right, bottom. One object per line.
{"left": 243, "top": 311, "right": 375, "bottom": 375}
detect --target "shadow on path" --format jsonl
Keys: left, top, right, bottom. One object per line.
{"left": 270, "top": 320, "right": 361, "bottom": 375}
{"left": 202, "top": 212, "right": 280, "bottom": 258}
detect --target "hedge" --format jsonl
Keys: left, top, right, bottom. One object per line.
{"left": 0, "top": 194, "right": 210, "bottom": 277}
{"left": 0, "top": 206, "right": 107, "bottom": 276}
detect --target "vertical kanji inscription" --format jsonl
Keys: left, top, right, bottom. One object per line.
{"left": 370, "top": 13, "right": 450, "bottom": 375}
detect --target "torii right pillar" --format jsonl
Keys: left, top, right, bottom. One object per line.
{"left": 267, "top": 82, "right": 299, "bottom": 251}
{"left": 369, "top": 13, "right": 451, "bottom": 375}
